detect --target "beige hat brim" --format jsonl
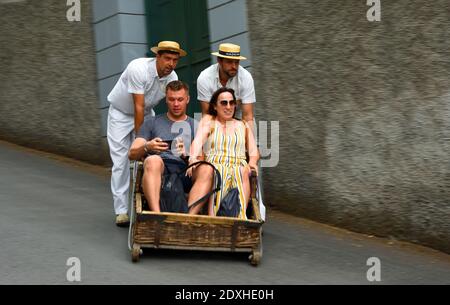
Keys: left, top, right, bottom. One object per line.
{"left": 212, "top": 52, "right": 247, "bottom": 60}
{"left": 151, "top": 46, "right": 187, "bottom": 57}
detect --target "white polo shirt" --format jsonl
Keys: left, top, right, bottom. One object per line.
{"left": 197, "top": 63, "right": 255, "bottom": 105}
{"left": 107, "top": 57, "right": 178, "bottom": 115}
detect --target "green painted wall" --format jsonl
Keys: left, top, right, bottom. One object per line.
{"left": 145, "top": 0, "right": 211, "bottom": 116}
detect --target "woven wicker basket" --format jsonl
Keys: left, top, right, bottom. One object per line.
{"left": 129, "top": 162, "right": 264, "bottom": 266}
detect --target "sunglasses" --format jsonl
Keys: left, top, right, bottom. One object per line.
{"left": 219, "top": 99, "right": 237, "bottom": 106}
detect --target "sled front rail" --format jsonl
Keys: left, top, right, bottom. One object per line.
{"left": 133, "top": 209, "right": 262, "bottom": 251}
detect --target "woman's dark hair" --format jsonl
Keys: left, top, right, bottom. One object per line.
{"left": 208, "top": 87, "right": 237, "bottom": 117}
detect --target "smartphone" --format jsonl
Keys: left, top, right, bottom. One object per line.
{"left": 161, "top": 139, "right": 173, "bottom": 147}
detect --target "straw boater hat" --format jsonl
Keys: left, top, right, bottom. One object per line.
{"left": 151, "top": 41, "right": 187, "bottom": 57}
{"left": 212, "top": 43, "right": 247, "bottom": 60}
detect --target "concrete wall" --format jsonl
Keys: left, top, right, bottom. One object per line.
{"left": 0, "top": 0, "right": 108, "bottom": 164}
{"left": 247, "top": 1, "right": 450, "bottom": 253}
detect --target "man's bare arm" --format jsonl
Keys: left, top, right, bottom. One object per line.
{"left": 133, "top": 93, "right": 145, "bottom": 133}
{"left": 200, "top": 101, "right": 210, "bottom": 116}
{"left": 128, "top": 138, "right": 147, "bottom": 160}
{"left": 241, "top": 103, "right": 255, "bottom": 133}
{"left": 129, "top": 137, "right": 169, "bottom": 160}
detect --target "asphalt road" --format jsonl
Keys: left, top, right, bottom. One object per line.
{"left": 1, "top": 141, "right": 449, "bottom": 285}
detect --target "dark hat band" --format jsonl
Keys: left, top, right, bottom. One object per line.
{"left": 219, "top": 50, "right": 241, "bottom": 57}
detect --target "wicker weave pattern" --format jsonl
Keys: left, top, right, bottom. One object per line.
{"left": 134, "top": 218, "right": 260, "bottom": 248}
{"left": 131, "top": 161, "right": 263, "bottom": 256}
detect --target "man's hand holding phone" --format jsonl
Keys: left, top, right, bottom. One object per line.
{"left": 146, "top": 137, "right": 169, "bottom": 153}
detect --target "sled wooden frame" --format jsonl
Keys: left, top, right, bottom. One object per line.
{"left": 128, "top": 161, "right": 264, "bottom": 266}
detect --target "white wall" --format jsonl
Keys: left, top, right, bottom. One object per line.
{"left": 92, "top": 0, "right": 148, "bottom": 136}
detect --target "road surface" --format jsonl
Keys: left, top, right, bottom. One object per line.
{"left": 1, "top": 141, "right": 449, "bottom": 285}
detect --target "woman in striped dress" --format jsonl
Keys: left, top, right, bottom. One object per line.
{"left": 188, "top": 87, "right": 259, "bottom": 219}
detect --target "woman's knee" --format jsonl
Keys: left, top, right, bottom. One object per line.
{"left": 195, "top": 164, "right": 214, "bottom": 180}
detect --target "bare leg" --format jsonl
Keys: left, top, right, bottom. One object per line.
{"left": 208, "top": 195, "right": 215, "bottom": 216}
{"left": 188, "top": 164, "right": 213, "bottom": 215}
{"left": 240, "top": 166, "right": 251, "bottom": 211}
{"left": 142, "top": 155, "right": 164, "bottom": 212}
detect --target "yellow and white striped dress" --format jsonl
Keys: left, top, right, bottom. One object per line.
{"left": 206, "top": 120, "right": 248, "bottom": 219}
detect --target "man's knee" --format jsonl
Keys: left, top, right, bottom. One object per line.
{"left": 144, "top": 155, "right": 164, "bottom": 174}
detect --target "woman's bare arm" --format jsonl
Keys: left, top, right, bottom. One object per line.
{"left": 190, "top": 115, "right": 214, "bottom": 162}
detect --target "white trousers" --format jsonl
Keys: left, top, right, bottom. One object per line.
{"left": 107, "top": 105, "right": 135, "bottom": 215}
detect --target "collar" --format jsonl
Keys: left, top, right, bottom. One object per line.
{"left": 165, "top": 113, "right": 188, "bottom": 122}
{"left": 214, "top": 63, "right": 221, "bottom": 81}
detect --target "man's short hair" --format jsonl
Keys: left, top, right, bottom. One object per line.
{"left": 166, "top": 80, "right": 189, "bottom": 94}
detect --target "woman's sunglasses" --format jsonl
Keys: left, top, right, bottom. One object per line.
{"left": 219, "top": 99, "right": 237, "bottom": 106}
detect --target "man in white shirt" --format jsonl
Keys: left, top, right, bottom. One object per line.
{"left": 107, "top": 41, "right": 187, "bottom": 226}
{"left": 197, "top": 43, "right": 255, "bottom": 124}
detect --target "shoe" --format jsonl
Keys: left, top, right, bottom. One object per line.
{"left": 115, "top": 213, "right": 130, "bottom": 227}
